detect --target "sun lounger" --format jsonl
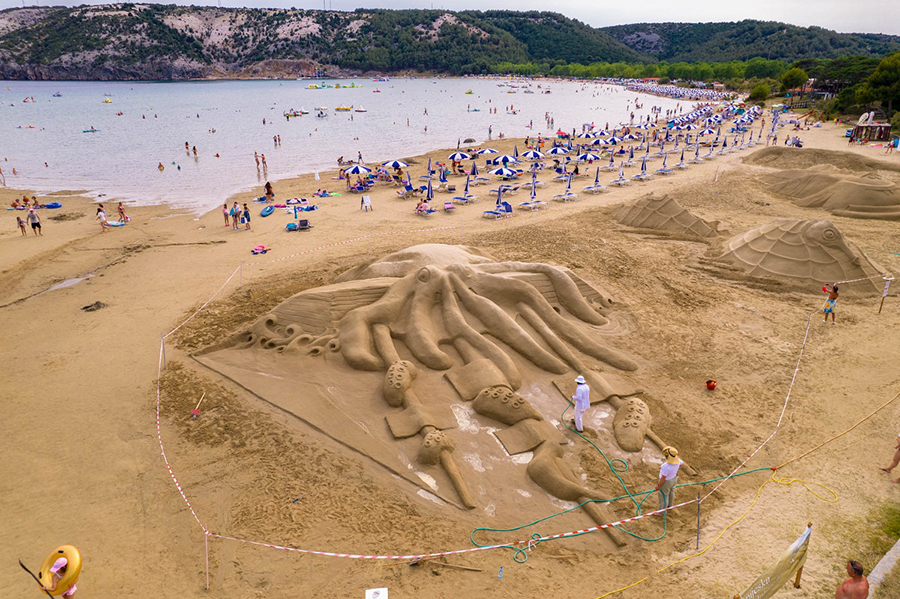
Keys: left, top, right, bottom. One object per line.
{"left": 415, "top": 207, "right": 436, "bottom": 216}
{"left": 453, "top": 195, "right": 476, "bottom": 205}
{"left": 396, "top": 185, "right": 417, "bottom": 198}
{"left": 286, "top": 219, "right": 312, "bottom": 231}
{"left": 522, "top": 180, "right": 545, "bottom": 189}
{"left": 609, "top": 176, "right": 630, "bottom": 186}
{"left": 437, "top": 183, "right": 457, "bottom": 193}
{"left": 552, "top": 192, "right": 578, "bottom": 202}
{"left": 583, "top": 184, "right": 608, "bottom": 194}
{"left": 655, "top": 165, "right": 673, "bottom": 175}
{"left": 442, "top": 202, "right": 456, "bottom": 212}
{"left": 482, "top": 208, "right": 504, "bottom": 219}
{"left": 632, "top": 172, "right": 652, "bottom": 181}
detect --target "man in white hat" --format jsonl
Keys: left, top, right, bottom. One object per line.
{"left": 571, "top": 375, "right": 590, "bottom": 433}
{"left": 656, "top": 446, "right": 683, "bottom": 510}
{"left": 42, "top": 557, "right": 76, "bottom": 597}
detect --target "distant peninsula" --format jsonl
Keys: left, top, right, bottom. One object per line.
{"left": 1, "top": 5, "right": 899, "bottom": 81}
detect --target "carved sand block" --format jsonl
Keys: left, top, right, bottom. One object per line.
{"left": 719, "top": 218, "right": 888, "bottom": 294}
{"left": 495, "top": 419, "right": 567, "bottom": 455}
{"left": 615, "top": 193, "right": 719, "bottom": 238}
{"left": 612, "top": 397, "right": 651, "bottom": 452}
{"left": 472, "top": 385, "right": 542, "bottom": 425}
{"left": 765, "top": 167, "right": 900, "bottom": 220}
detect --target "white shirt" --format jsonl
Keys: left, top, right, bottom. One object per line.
{"left": 659, "top": 460, "right": 683, "bottom": 480}
{"left": 572, "top": 383, "right": 590, "bottom": 411}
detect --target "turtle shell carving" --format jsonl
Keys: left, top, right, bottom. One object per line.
{"left": 765, "top": 167, "right": 900, "bottom": 220}
{"left": 719, "top": 218, "right": 888, "bottom": 293}
{"left": 615, "top": 193, "right": 718, "bottom": 238}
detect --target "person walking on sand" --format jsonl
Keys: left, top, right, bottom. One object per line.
{"left": 880, "top": 433, "right": 900, "bottom": 482}
{"left": 823, "top": 284, "right": 839, "bottom": 324}
{"left": 97, "top": 206, "right": 110, "bottom": 232}
{"left": 117, "top": 202, "right": 128, "bottom": 223}
{"left": 41, "top": 557, "right": 77, "bottom": 598}
{"left": 222, "top": 203, "right": 229, "bottom": 226}
{"left": 656, "top": 446, "right": 683, "bottom": 509}
{"left": 17, "top": 215, "right": 27, "bottom": 236}
{"left": 26, "top": 208, "right": 41, "bottom": 236}
{"left": 835, "top": 560, "right": 869, "bottom": 599}
{"left": 570, "top": 375, "right": 590, "bottom": 433}
{"left": 242, "top": 203, "right": 251, "bottom": 230}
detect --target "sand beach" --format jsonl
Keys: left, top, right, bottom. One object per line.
{"left": 2, "top": 118, "right": 900, "bottom": 599}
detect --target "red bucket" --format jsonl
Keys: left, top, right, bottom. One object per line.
{"left": 706, "top": 379, "right": 717, "bottom": 391}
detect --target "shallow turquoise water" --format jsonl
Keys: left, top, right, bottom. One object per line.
{"left": 0, "top": 78, "right": 685, "bottom": 211}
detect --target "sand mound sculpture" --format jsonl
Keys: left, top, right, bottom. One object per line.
{"left": 614, "top": 193, "right": 719, "bottom": 237}
{"left": 764, "top": 166, "right": 900, "bottom": 220}
{"left": 744, "top": 146, "right": 900, "bottom": 173}
{"left": 718, "top": 219, "right": 888, "bottom": 293}
{"left": 196, "top": 245, "right": 687, "bottom": 546}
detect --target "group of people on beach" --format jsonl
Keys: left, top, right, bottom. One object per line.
{"left": 223, "top": 201, "right": 252, "bottom": 230}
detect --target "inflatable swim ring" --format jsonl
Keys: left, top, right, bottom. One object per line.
{"left": 45, "top": 202, "right": 62, "bottom": 209}
{"left": 39, "top": 546, "right": 82, "bottom": 596}
{"left": 260, "top": 205, "right": 274, "bottom": 217}
{"left": 106, "top": 220, "right": 126, "bottom": 227}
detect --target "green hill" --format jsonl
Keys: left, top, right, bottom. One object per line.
{"left": 602, "top": 20, "right": 900, "bottom": 63}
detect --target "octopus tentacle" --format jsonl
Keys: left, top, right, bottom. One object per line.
{"left": 475, "top": 262, "right": 609, "bottom": 324}
{"left": 372, "top": 323, "right": 401, "bottom": 365}
{"left": 448, "top": 274, "right": 567, "bottom": 373}
{"left": 400, "top": 272, "right": 454, "bottom": 370}
{"left": 440, "top": 278, "right": 523, "bottom": 388}
{"left": 467, "top": 271, "right": 637, "bottom": 371}
{"left": 517, "top": 303, "right": 587, "bottom": 374}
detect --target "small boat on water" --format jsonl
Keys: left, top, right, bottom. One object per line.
{"left": 284, "top": 110, "right": 301, "bottom": 118}
{"left": 23, "top": 96, "right": 36, "bottom": 103}
{"left": 465, "top": 89, "right": 473, "bottom": 95}
{"left": 83, "top": 128, "right": 100, "bottom": 133}
{"left": 103, "top": 98, "right": 113, "bottom": 103}
{"left": 335, "top": 105, "right": 352, "bottom": 111}
{"left": 52, "top": 92, "right": 62, "bottom": 97}
{"left": 354, "top": 106, "right": 367, "bottom": 112}
{"left": 316, "top": 111, "right": 328, "bottom": 118}
{"left": 314, "top": 106, "right": 328, "bottom": 111}
{"left": 372, "top": 89, "right": 381, "bottom": 93}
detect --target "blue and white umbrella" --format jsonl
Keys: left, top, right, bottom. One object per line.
{"left": 591, "top": 138, "right": 609, "bottom": 146}
{"left": 492, "top": 154, "right": 519, "bottom": 164}
{"left": 470, "top": 161, "right": 479, "bottom": 176}
{"left": 566, "top": 174, "right": 572, "bottom": 192}
{"left": 593, "top": 167, "right": 600, "bottom": 186}
{"left": 477, "top": 148, "right": 498, "bottom": 155}
{"left": 577, "top": 152, "right": 602, "bottom": 162}
{"left": 699, "top": 128, "right": 716, "bottom": 136}
{"left": 464, "top": 176, "right": 471, "bottom": 194}
{"left": 522, "top": 150, "right": 544, "bottom": 160}
{"left": 607, "top": 136, "right": 623, "bottom": 144}
{"left": 513, "top": 145, "right": 519, "bottom": 158}
{"left": 576, "top": 132, "right": 595, "bottom": 138}
{"left": 489, "top": 167, "right": 517, "bottom": 177}
{"left": 426, "top": 178, "right": 433, "bottom": 200}
{"left": 548, "top": 147, "right": 569, "bottom": 155}
{"left": 382, "top": 160, "right": 409, "bottom": 168}
{"left": 343, "top": 164, "right": 372, "bottom": 175}
{"left": 628, "top": 146, "right": 634, "bottom": 160}
{"left": 495, "top": 187, "right": 503, "bottom": 206}
{"left": 530, "top": 172, "right": 537, "bottom": 200}
{"left": 448, "top": 152, "right": 470, "bottom": 161}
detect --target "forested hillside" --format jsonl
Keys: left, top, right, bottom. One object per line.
{"left": 1, "top": 6, "right": 898, "bottom": 81}
{"left": 603, "top": 20, "right": 900, "bottom": 63}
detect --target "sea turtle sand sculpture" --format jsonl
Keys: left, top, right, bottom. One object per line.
{"left": 196, "top": 245, "right": 688, "bottom": 546}
{"left": 718, "top": 218, "right": 888, "bottom": 293}
{"left": 614, "top": 193, "right": 719, "bottom": 237}
{"left": 764, "top": 166, "right": 900, "bottom": 220}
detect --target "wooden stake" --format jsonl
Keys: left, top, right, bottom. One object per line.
{"left": 696, "top": 492, "right": 701, "bottom": 551}
{"left": 793, "top": 566, "right": 804, "bottom": 589}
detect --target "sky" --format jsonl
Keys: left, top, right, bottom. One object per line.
{"left": 2, "top": 0, "right": 899, "bottom": 36}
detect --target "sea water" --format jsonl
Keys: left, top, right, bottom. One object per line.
{"left": 0, "top": 78, "right": 686, "bottom": 211}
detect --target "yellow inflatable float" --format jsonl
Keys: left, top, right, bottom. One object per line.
{"left": 38, "top": 546, "right": 81, "bottom": 596}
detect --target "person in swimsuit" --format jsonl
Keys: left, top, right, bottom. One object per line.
{"left": 222, "top": 204, "right": 229, "bottom": 226}
{"left": 26, "top": 208, "right": 41, "bottom": 236}
{"left": 97, "top": 207, "right": 110, "bottom": 232}
{"left": 17, "top": 215, "right": 27, "bottom": 236}
{"left": 242, "top": 203, "right": 251, "bottom": 230}
{"left": 823, "top": 284, "right": 839, "bottom": 324}
{"left": 42, "top": 557, "right": 77, "bottom": 597}
{"left": 117, "top": 202, "right": 127, "bottom": 223}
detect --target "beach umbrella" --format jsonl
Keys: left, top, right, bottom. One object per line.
{"left": 426, "top": 156, "right": 432, "bottom": 174}
{"left": 489, "top": 167, "right": 516, "bottom": 177}
{"left": 464, "top": 176, "right": 471, "bottom": 194}
{"left": 495, "top": 187, "right": 503, "bottom": 206}
{"left": 522, "top": 150, "right": 544, "bottom": 160}
{"left": 548, "top": 147, "right": 569, "bottom": 155}
{"left": 661, "top": 154, "right": 668, "bottom": 169}
{"left": 530, "top": 172, "right": 537, "bottom": 200}
{"left": 618, "top": 162, "right": 624, "bottom": 179}
{"left": 576, "top": 132, "right": 595, "bottom": 139}
{"left": 591, "top": 138, "right": 609, "bottom": 146}
{"left": 382, "top": 160, "right": 409, "bottom": 168}
{"left": 566, "top": 174, "right": 572, "bottom": 192}
{"left": 405, "top": 170, "right": 411, "bottom": 186}
{"left": 477, "top": 148, "right": 498, "bottom": 155}
{"left": 439, "top": 167, "right": 448, "bottom": 183}
{"left": 679, "top": 148, "right": 685, "bottom": 163}
{"left": 514, "top": 145, "right": 519, "bottom": 158}
{"left": 555, "top": 130, "right": 568, "bottom": 137}
{"left": 577, "top": 152, "right": 602, "bottom": 162}
{"left": 607, "top": 136, "right": 623, "bottom": 144}
{"left": 447, "top": 152, "right": 469, "bottom": 161}
{"left": 623, "top": 133, "right": 639, "bottom": 140}
{"left": 700, "top": 128, "right": 716, "bottom": 136}
{"left": 493, "top": 154, "right": 519, "bottom": 164}
{"left": 343, "top": 164, "right": 372, "bottom": 175}
{"left": 628, "top": 146, "right": 634, "bottom": 160}
{"left": 470, "top": 161, "right": 478, "bottom": 176}
{"left": 593, "top": 167, "right": 600, "bottom": 186}
{"left": 640, "top": 156, "right": 647, "bottom": 173}
{"left": 426, "top": 177, "right": 434, "bottom": 200}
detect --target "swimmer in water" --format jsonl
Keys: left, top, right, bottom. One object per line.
{"left": 158, "top": 162, "right": 164, "bottom": 171}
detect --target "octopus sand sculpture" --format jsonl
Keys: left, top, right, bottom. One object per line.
{"left": 718, "top": 218, "right": 889, "bottom": 294}
{"left": 764, "top": 166, "right": 900, "bottom": 220}
{"left": 614, "top": 193, "right": 719, "bottom": 237}
{"left": 196, "top": 245, "right": 687, "bottom": 547}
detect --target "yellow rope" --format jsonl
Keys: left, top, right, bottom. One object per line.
{"left": 776, "top": 389, "right": 900, "bottom": 470}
